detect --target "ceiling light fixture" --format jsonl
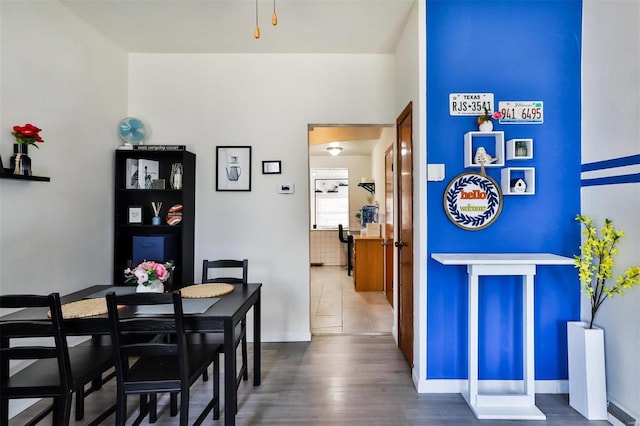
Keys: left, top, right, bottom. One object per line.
{"left": 327, "top": 146, "right": 343, "bottom": 156}
{"left": 272, "top": 0, "right": 278, "bottom": 26}
{"left": 254, "top": 0, "right": 261, "bottom": 39}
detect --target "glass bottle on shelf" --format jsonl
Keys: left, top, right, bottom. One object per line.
{"left": 515, "top": 141, "right": 528, "bottom": 157}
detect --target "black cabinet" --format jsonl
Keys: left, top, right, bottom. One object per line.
{"left": 114, "top": 149, "right": 195, "bottom": 289}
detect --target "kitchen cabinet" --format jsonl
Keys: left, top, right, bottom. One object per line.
{"left": 353, "top": 236, "right": 384, "bottom": 291}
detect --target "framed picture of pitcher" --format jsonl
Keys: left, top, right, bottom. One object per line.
{"left": 216, "top": 146, "right": 251, "bottom": 191}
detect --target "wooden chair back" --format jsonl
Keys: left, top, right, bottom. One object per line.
{"left": 105, "top": 290, "right": 220, "bottom": 425}
{"left": 0, "top": 293, "right": 72, "bottom": 423}
{"left": 201, "top": 259, "right": 248, "bottom": 285}
{"left": 106, "top": 291, "right": 188, "bottom": 387}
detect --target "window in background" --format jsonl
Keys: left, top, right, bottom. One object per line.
{"left": 310, "top": 168, "right": 349, "bottom": 229}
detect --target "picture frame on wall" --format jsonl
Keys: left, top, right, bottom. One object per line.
{"left": 262, "top": 160, "right": 281, "bottom": 174}
{"left": 216, "top": 146, "right": 251, "bottom": 191}
{"left": 128, "top": 206, "right": 143, "bottom": 224}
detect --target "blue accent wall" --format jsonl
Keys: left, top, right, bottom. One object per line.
{"left": 426, "top": 0, "right": 582, "bottom": 381}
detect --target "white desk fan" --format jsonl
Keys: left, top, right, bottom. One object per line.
{"left": 118, "top": 117, "right": 147, "bottom": 148}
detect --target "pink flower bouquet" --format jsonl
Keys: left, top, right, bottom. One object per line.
{"left": 124, "top": 261, "right": 173, "bottom": 286}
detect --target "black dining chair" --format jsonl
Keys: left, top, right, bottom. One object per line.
{"left": 105, "top": 290, "right": 221, "bottom": 426}
{"left": 0, "top": 293, "right": 115, "bottom": 426}
{"left": 199, "top": 259, "right": 249, "bottom": 409}
{"left": 338, "top": 224, "right": 354, "bottom": 275}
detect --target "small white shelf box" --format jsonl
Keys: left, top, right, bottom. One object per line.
{"left": 506, "top": 139, "right": 533, "bottom": 160}
{"left": 464, "top": 131, "right": 505, "bottom": 168}
{"left": 501, "top": 167, "right": 535, "bottom": 195}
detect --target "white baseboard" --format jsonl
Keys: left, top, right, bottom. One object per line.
{"left": 256, "top": 332, "right": 312, "bottom": 342}
{"left": 415, "top": 379, "right": 568, "bottom": 394}
{"left": 607, "top": 399, "right": 639, "bottom": 426}
{"left": 608, "top": 415, "right": 627, "bottom": 426}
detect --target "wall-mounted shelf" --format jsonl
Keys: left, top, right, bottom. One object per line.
{"left": 501, "top": 167, "right": 535, "bottom": 195}
{"left": 0, "top": 170, "right": 50, "bottom": 182}
{"left": 357, "top": 182, "right": 375, "bottom": 194}
{"left": 506, "top": 139, "right": 533, "bottom": 160}
{"left": 464, "top": 131, "right": 505, "bottom": 168}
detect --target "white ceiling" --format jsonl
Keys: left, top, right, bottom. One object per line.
{"left": 309, "top": 138, "right": 380, "bottom": 156}
{"left": 60, "top": 0, "right": 416, "bottom": 54}
{"left": 59, "top": 0, "right": 410, "bottom": 156}
{"left": 308, "top": 125, "right": 390, "bottom": 156}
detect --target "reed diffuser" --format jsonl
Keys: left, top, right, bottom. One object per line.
{"left": 151, "top": 201, "right": 163, "bottom": 225}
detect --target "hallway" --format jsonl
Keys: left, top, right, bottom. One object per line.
{"left": 310, "top": 265, "right": 393, "bottom": 335}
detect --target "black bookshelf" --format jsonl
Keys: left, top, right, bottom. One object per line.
{"left": 114, "top": 150, "right": 195, "bottom": 288}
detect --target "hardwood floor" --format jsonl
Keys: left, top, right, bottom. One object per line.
{"left": 10, "top": 335, "right": 609, "bottom": 425}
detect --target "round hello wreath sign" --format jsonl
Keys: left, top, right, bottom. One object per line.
{"left": 443, "top": 172, "right": 503, "bottom": 231}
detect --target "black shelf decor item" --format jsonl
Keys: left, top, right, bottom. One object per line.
{"left": 1, "top": 153, "right": 49, "bottom": 181}
{"left": 0, "top": 169, "right": 50, "bottom": 182}
{"left": 114, "top": 149, "right": 195, "bottom": 289}
{"left": 357, "top": 182, "right": 375, "bottom": 194}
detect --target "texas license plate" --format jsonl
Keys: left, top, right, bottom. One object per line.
{"left": 449, "top": 93, "right": 494, "bottom": 116}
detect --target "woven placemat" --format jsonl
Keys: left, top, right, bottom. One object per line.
{"left": 48, "top": 298, "right": 120, "bottom": 319}
{"left": 180, "top": 283, "right": 235, "bottom": 299}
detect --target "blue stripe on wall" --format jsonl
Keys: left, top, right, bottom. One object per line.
{"left": 581, "top": 154, "right": 640, "bottom": 172}
{"left": 581, "top": 173, "right": 640, "bottom": 187}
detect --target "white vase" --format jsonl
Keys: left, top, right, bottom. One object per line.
{"left": 567, "top": 321, "right": 608, "bottom": 420}
{"left": 136, "top": 280, "right": 164, "bottom": 293}
{"left": 478, "top": 120, "right": 493, "bottom": 132}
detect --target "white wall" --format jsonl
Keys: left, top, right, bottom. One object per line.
{"left": 581, "top": 0, "right": 640, "bottom": 420}
{"left": 0, "top": 2, "right": 127, "bottom": 296}
{"left": 394, "top": 0, "right": 428, "bottom": 391}
{"left": 128, "top": 54, "right": 396, "bottom": 342}
{"left": 0, "top": 0, "right": 127, "bottom": 418}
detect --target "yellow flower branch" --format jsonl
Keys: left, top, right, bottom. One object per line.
{"left": 574, "top": 214, "right": 640, "bottom": 328}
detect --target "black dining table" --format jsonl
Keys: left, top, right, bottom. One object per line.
{"left": 1, "top": 283, "right": 261, "bottom": 426}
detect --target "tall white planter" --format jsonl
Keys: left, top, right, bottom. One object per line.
{"left": 567, "top": 321, "right": 608, "bottom": 420}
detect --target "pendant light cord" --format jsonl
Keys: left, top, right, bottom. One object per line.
{"left": 254, "top": 0, "right": 261, "bottom": 38}
{"left": 272, "top": 0, "right": 278, "bottom": 26}
{"left": 255, "top": 0, "right": 278, "bottom": 39}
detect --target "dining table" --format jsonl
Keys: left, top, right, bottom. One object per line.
{"left": 1, "top": 283, "right": 261, "bottom": 426}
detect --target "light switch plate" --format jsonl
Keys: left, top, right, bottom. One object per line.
{"left": 427, "top": 164, "right": 445, "bottom": 181}
{"left": 278, "top": 183, "right": 295, "bottom": 194}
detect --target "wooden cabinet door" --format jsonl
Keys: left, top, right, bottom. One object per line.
{"left": 354, "top": 238, "right": 383, "bottom": 291}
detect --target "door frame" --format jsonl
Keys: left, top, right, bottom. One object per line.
{"left": 384, "top": 145, "right": 394, "bottom": 306}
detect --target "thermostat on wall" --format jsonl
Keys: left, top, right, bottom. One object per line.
{"left": 278, "top": 183, "right": 294, "bottom": 194}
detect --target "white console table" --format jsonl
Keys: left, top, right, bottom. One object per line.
{"left": 431, "top": 253, "right": 574, "bottom": 420}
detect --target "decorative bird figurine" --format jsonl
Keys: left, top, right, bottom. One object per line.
{"left": 474, "top": 147, "right": 496, "bottom": 165}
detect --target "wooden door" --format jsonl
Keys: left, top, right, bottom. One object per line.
{"left": 384, "top": 146, "right": 394, "bottom": 305}
{"left": 396, "top": 102, "right": 414, "bottom": 366}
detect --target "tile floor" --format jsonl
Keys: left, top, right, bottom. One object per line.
{"left": 310, "top": 265, "right": 394, "bottom": 334}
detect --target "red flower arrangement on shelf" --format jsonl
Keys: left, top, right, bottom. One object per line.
{"left": 12, "top": 123, "right": 45, "bottom": 148}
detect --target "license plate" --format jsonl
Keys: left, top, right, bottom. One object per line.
{"left": 498, "top": 101, "right": 544, "bottom": 124}
{"left": 449, "top": 93, "right": 494, "bottom": 116}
